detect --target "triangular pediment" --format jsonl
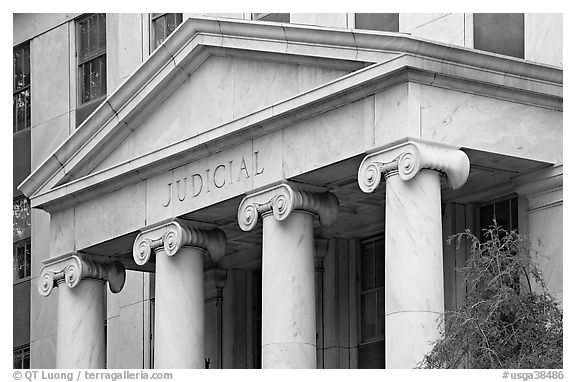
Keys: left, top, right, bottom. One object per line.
{"left": 20, "top": 16, "right": 561, "bottom": 211}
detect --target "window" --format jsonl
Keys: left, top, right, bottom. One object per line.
{"left": 479, "top": 196, "right": 518, "bottom": 236}
{"left": 13, "top": 197, "right": 31, "bottom": 283}
{"left": 13, "top": 239, "right": 31, "bottom": 282}
{"left": 76, "top": 13, "right": 107, "bottom": 126}
{"left": 359, "top": 236, "right": 385, "bottom": 368}
{"left": 151, "top": 13, "right": 183, "bottom": 51}
{"left": 13, "top": 345, "right": 30, "bottom": 369}
{"left": 13, "top": 42, "right": 31, "bottom": 133}
{"left": 252, "top": 13, "right": 290, "bottom": 23}
{"left": 473, "top": 13, "right": 524, "bottom": 59}
{"left": 355, "top": 13, "right": 399, "bottom": 32}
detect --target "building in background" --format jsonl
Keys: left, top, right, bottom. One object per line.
{"left": 13, "top": 13, "right": 562, "bottom": 369}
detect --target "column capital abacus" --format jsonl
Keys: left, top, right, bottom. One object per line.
{"left": 237, "top": 183, "right": 339, "bottom": 232}
{"left": 38, "top": 252, "right": 126, "bottom": 297}
{"left": 132, "top": 219, "right": 227, "bottom": 266}
{"left": 358, "top": 139, "right": 470, "bottom": 193}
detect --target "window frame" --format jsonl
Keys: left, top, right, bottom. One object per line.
{"left": 13, "top": 237, "right": 32, "bottom": 284}
{"left": 358, "top": 234, "right": 385, "bottom": 345}
{"left": 13, "top": 344, "right": 31, "bottom": 369}
{"left": 76, "top": 13, "right": 107, "bottom": 111}
{"left": 252, "top": 13, "right": 290, "bottom": 23}
{"left": 150, "top": 13, "right": 183, "bottom": 52}
{"left": 13, "top": 41, "right": 31, "bottom": 134}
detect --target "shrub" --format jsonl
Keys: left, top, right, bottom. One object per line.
{"left": 419, "top": 222, "right": 563, "bottom": 369}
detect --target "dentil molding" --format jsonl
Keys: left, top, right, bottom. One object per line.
{"left": 358, "top": 139, "right": 470, "bottom": 193}
{"left": 133, "top": 219, "right": 227, "bottom": 266}
{"left": 38, "top": 252, "right": 126, "bottom": 297}
{"left": 237, "top": 183, "right": 339, "bottom": 231}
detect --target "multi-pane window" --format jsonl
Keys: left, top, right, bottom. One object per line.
{"left": 252, "top": 13, "right": 290, "bottom": 23}
{"left": 77, "top": 13, "right": 107, "bottom": 106}
{"left": 151, "top": 13, "right": 183, "bottom": 51}
{"left": 13, "top": 42, "right": 31, "bottom": 133}
{"left": 359, "top": 236, "right": 385, "bottom": 368}
{"left": 13, "top": 239, "right": 31, "bottom": 282}
{"left": 355, "top": 13, "right": 399, "bottom": 32}
{"left": 13, "top": 197, "right": 31, "bottom": 283}
{"left": 479, "top": 196, "right": 519, "bottom": 235}
{"left": 13, "top": 345, "right": 30, "bottom": 369}
{"left": 474, "top": 13, "right": 525, "bottom": 59}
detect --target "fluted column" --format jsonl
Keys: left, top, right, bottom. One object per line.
{"left": 238, "top": 183, "right": 339, "bottom": 368}
{"left": 38, "top": 252, "right": 126, "bottom": 368}
{"left": 358, "top": 139, "right": 470, "bottom": 368}
{"left": 133, "top": 220, "right": 226, "bottom": 369}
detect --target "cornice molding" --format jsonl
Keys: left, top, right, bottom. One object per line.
{"left": 132, "top": 219, "right": 227, "bottom": 266}
{"left": 237, "top": 183, "right": 339, "bottom": 231}
{"left": 38, "top": 252, "right": 125, "bottom": 297}
{"left": 358, "top": 138, "right": 470, "bottom": 193}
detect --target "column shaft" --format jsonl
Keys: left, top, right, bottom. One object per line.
{"left": 155, "top": 246, "right": 204, "bottom": 368}
{"left": 385, "top": 169, "right": 444, "bottom": 368}
{"left": 56, "top": 279, "right": 106, "bottom": 368}
{"left": 262, "top": 211, "right": 316, "bottom": 368}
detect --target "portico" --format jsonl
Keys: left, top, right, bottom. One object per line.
{"left": 20, "top": 17, "right": 562, "bottom": 369}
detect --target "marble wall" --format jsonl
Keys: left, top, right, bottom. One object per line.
{"left": 400, "top": 13, "right": 466, "bottom": 47}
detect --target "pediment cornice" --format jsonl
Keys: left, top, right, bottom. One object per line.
{"left": 19, "top": 16, "right": 563, "bottom": 212}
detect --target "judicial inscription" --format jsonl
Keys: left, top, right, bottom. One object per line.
{"left": 162, "top": 151, "right": 264, "bottom": 208}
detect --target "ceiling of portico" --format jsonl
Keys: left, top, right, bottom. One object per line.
{"left": 83, "top": 148, "right": 550, "bottom": 272}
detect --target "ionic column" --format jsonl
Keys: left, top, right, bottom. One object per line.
{"left": 38, "top": 252, "right": 126, "bottom": 368}
{"left": 133, "top": 220, "right": 226, "bottom": 369}
{"left": 238, "top": 184, "right": 339, "bottom": 368}
{"left": 358, "top": 139, "right": 470, "bottom": 368}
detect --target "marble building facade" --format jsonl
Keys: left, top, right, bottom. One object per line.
{"left": 13, "top": 13, "right": 562, "bottom": 369}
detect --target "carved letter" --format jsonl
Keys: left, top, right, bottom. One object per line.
{"left": 254, "top": 151, "right": 264, "bottom": 176}
{"left": 205, "top": 169, "right": 211, "bottom": 193}
{"left": 162, "top": 183, "right": 172, "bottom": 207}
{"left": 192, "top": 173, "right": 203, "bottom": 197}
{"left": 214, "top": 164, "right": 226, "bottom": 189}
{"left": 228, "top": 160, "right": 234, "bottom": 185}
{"left": 239, "top": 156, "right": 250, "bottom": 181}
{"left": 176, "top": 177, "right": 187, "bottom": 202}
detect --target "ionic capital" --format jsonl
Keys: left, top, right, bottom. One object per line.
{"left": 358, "top": 139, "right": 470, "bottom": 193}
{"left": 237, "top": 183, "right": 339, "bottom": 231}
{"left": 38, "top": 252, "right": 126, "bottom": 297}
{"left": 132, "top": 219, "right": 227, "bottom": 266}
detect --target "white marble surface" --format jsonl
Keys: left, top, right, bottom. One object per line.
{"left": 525, "top": 14, "right": 563, "bottom": 67}
{"left": 420, "top": 86, "right": 563, "bottom": 164}
{"left": 32, "top": 23, "right": 70, "bottom": 127}
{"left": 107, "top": 14, "right": 144, "bottom": 91}
{"left": 30, "top": 335, "right": 57, "bottom": 369}
{"left": 400, "top": 14, "right": 450, "bottom": 32}
{"left": 106, "top": 302, "right": 146, "bottom": 368}
{"left": 154, "top": 247, "right": 204, "bottom": 368}
{"left": 262, "top": 212, "right": 316, "bottom": 368}
{"left": 385, "top": 170, "right": 444, "bottom": 368}
{"left": 291, "top": 14, "right": 347, "bottom": 28}
{"left": 283, "top": 98, "right": 372, "bottom": 179}
{"left": 530, "top": 204, "right": 563, "bottom": 299}
{"left": 404, "top": 13, "right": 465, "bottom": 47}
{"left": 374, "top": 83, "right": 420, "bottom": 147}
{"left": 233, "top": 57, "right": 299, "bottom": 119}
{"left": 74, "top": 181, "right": 146, "bottom": 249}
{"left": 56, "top": 279, "right": 106, "bottom": 368}
{"left": 31, "top": 111, "right": 70, "bottom": 171}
